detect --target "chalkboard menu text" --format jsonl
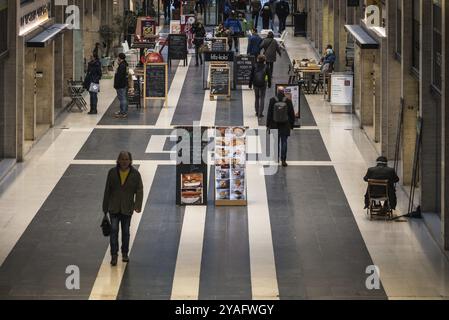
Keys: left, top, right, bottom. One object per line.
{"left": 210, "top": 65, "right": 230, "bottom": 98}
{"left": 168, "top": 34, "right": 188, "bottom": 64}
{"left": 211, "top": 38, "right": 228, "bottom": 52}
{"left": 144, "top": 63, "right": 168, "bottom": 107}
{"left": 234, "top": 55, "right": 254, "bottom": 86}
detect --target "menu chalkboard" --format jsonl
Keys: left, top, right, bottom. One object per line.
{"left": 234, "top": 55, "right": 254, "bottom": 86}
{"left": 168, "top": 34, "right": 188, "bottom": 61}
{"left": 144, "top": 63, "right": 167, "bottom": 104}
{"left": 210, "top": 66, "right": 230, "bottom": 96}
{"left": 211, "top": 38, "right": 228, "bottom": 52}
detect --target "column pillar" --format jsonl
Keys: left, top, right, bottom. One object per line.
{"left": 401, "top": 0, "right": 419, "bottom": 185}
{"left": 35, "top": 42, "right": 55, "bottom": 127}
{"left": 442, "top": 0, "right": 449, "bottom": 250}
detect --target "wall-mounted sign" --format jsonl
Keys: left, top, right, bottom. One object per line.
{"left": 331, "top": 73, "right": 353, "bottom": 107}
{"left": 19, "top": 2, "right": 50, "bottom": 35}
{"left": 141, "top": 18, "right": 156, "bottom": 39}
{"left": 365, "top": 5, "right": 381, "bottom": 27}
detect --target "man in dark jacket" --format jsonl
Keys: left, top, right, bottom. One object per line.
{"left": 260, "top": 31, "right": 282, "bottom": 77}
{"left": 364, "top": 156, "right": 400, "bottom": 210}
{"left": 83, "top": 53, "right": 102, "bottom": 114}
{"left": 275, "top": 0, "right": 290, "bottom": 33}
{"left": 250, "top": 0, "right": 262, "bottom": 29}
{"left": 114, "top": 53, "right": 129, "bottom": 118}
{"left": 103, "top": 151, "right": 143, "bottom": 266}
{"left": 247, "top": 28, "right": 262, "bottom": 57}
{"left": 267, "top": 86, "right": 295, "bottom": 167}
{"left": 249, "top": 54, "right": 271, "bottom": 117}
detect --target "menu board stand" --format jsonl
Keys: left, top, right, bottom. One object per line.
{"left": 144, "top": 62, "right": 168, "bottom": 107}
{"left": 175, "top": 126, "right": 209, "bottom": 206}
{"left": 275, "top": 83, "right": 301, "bottom": 128}
{"left": 202, "top": 51, "right": 235, "bottom": 90}
{"left": 209, "top": 63, "right": 231, "bottom": 100}
{"left": 168, "top": 34, "right": 188, "bottom": 67}
{"left": 214, "top": 127, "right": 247, "bottom": 206}
{"left": 330, "top": 72, "right": 354, "bottom": 113}
{"left": 234, "top": 54, "right": 255, "bottom": 87}
{"left": 210, "top": 37, "right": 228, "bottom": 52}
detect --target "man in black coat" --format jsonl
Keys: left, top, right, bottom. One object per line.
{"left": 83, "top": 53, "right": 102, "bottom": 114}
{"left": 275, "top": 0, "right": 290, "bottom": 33}
{"left": 364, "top": 156, "right": 400, "bottom": 210}
{"left": 114, "top": 53, "right": 129, "bottom": 118}
{"left": 267, "top": 86, "right": 295, "bottom": 167}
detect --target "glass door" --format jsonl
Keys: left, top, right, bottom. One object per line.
{"left": 205, "top": 0, "right": 220, "bottom": 26}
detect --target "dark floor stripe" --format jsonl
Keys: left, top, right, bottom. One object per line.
{"left": 198, "top": 166, "right": 252, "bottom": 300}
{"left": 171, "top": 58, "right": 206, "bottom": 126}
{"left": 75, "top": 129, "right": 175, "bottom": 160}
{"left": 117, "top": 165, "right": 184, "bottom": 300}
{"left": 215, "top": 87, "right": 244, "bottom": 127}
{"left": 0, "top": 165, "right": 114, "bottom": 299}
{"left": 265, "top": 166, "right": 387, "bottom": 299}
{"left": 98, "top": 59, "right": 180, "bottom": 126}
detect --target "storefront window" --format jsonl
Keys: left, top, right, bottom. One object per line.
{"left": 412, "top": 0, "right": 420, "bottom": 71}
{"left": 432, "top": 0, "right": 442, "bottom": 90}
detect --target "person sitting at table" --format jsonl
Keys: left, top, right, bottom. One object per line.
{"left": 320, "top": 44, "right": 336, "bottom": 74}
{"left": 261, "top": 2, "right": 272, "bottom": 30}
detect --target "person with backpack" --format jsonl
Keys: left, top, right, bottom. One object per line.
{"left": 249, "top": 54, "right": 271, "bottom": 118}
{"left": 192, "top": 20, "right": 206, "bottom": 66}
{"left": 266, "top": 86, "right": 295, "bottom": 167}
{"left": 259, "top": 31, "right": 282, "bottom": 77}
{"left": 224, "top": 11, "right": 243, "bottom": 52}
{"left": 250, "top": 0, "right": 262, "bottom": 29}
{"left": 275, "top": 0, "right": 290, "bottom": 33}
{"left": 83, "top": 52, "right": 102, "bottom": 115}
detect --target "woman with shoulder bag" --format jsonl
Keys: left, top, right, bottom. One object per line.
{"left": 83, "top": 53, "right": 102, "bottom": 115}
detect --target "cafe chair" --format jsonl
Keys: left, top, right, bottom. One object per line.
{"left": 311, "top": 73, "right": 325, "bottom": 94}
{"left": 66, "top": 80, "right": 88, "bottom": 112}
{"left": 275, "top": 30, "right": 288, "bottom": 49}
{"left": 366, "top": 179, "right": 394, "bottom": 220}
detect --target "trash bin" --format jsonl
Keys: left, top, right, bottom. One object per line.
{"left": 293, "top": 12, "right": 307, "bottom": 37}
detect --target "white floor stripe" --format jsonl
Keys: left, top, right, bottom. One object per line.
{"left": 171, "top": 165, "right": 209, "bottom": 300}
{"left": 242, "top": 85, "right": 261, "bottom": 129}
{"left": 247, "top": 164, "right": 279, "bottom": 300}
{"left": 155, "top": 56, "right": 192, "bottom": 128}
{"left": 89, "top": 163, "right": 158, "bottom": 300}
{"left": 199, "top": 87, "right": 217, "bottom": 127}
{"left": 95, "top": 125, "right": 175, "bottom": 130}
{"left": 145, "top": 135, "right": 176, "bottom": 154}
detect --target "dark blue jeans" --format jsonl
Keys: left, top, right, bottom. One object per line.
{"left": 116, "top": 88, "right": 128, "bottom": 114}
{"left": 110, "top": 213, "right": 132, "bottom": 256}
{"left": 89, "top": 91, "right": 98, "bottom": 109}
{"left": 278, "top": 135, "right": 288, "bottom": 162}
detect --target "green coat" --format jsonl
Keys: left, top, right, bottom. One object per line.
{"left": 103, "top": 166, "right": 144, "bottom": 215}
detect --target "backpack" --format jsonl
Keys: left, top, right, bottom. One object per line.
{"left": 273, "top": 97, "right": 289, "bottom": 123}
{"left": 253, "top": 66, "right": 267, "bottom": 87}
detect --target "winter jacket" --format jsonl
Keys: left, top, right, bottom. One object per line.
{"left": 266, "top": 93, "right": 295, "bottom": 137}
{"left": 247, "top": 34, "right": 263, "bottom": 56}
{"left": 114, "top": 60, "right": 128, "bottom": 89}
{"left": 103, "top": 166, "right": 144, "bottom": 215}
{"left": 250, "top": 0, "right": 262, "bottom": 14}
{"left": 260, "top": 37, "right": 282, "bottom": 62}
{"left": 249, "top": 62, "right": 271, "bottom": 88}
{"left": 224, "top": 18, "right": 243, "bottom": 35}
{"left": 275, "top": 0, "right": 290, "bottom": 17}
{"left": 83, "top": 59, "right": 102, "bottom": 90}
{"left": 364, "top": 164, "right": 400, "bottom": 209}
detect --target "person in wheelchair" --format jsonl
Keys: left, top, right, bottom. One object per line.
{"left": 363, "top": 156, "right": 400, "bottom": 210}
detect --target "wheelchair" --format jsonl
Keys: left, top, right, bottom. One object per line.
{"left": 366, "top": 179, "right": 394, "bottom": 221}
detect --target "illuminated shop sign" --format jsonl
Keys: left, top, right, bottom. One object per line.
{"left": 19, "top": 2, "right": 51, "bottom": 35}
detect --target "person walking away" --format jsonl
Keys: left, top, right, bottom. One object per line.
{"left": 224, "top": 12, "right": 243, "bottom": 52}
{"left": 247, "top": 28, "right": 263, "bottom": 57}
{"left": 268, "top": 0, "right": 277, "bottom": 30}
{"left": 163, "top": 0, "right": 171, "bottom": 24}
{"left": 192, "top": 20, "right": 206, "bottom": 66}
{"left": 195, "top": 0, "right": 205, "bottom": 15}
{"left": 260, "top": 2, "right": 272, "bottom": 30}
{"left": 260, "top": 31, "right": 282, "bottom": 77}
{"left": 266, "top": 86, "right": 295, "bottom": 167}
{"left": 275, "top": 0, "right": 289, "bottom": 33}
{"left": 114, "top": 53, "right": 129, "bottom": 118}
{"left": 83, "top": 53, "right": 102, "bottom": 115}
{"left": 249, "top": 54, "right": 271, "bottom": 118}
{"left": 103, "top": 151, "right": 143, "bottom": 266}
{"left": 250, "top": 0, "right": 262, "bottom": 29}
{"left": 363, "top": 156, "right": 400, "bottom": 211}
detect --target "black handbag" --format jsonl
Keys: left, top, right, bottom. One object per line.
{"left": 101, "top": 213, "right": 111, "bottom": 237}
